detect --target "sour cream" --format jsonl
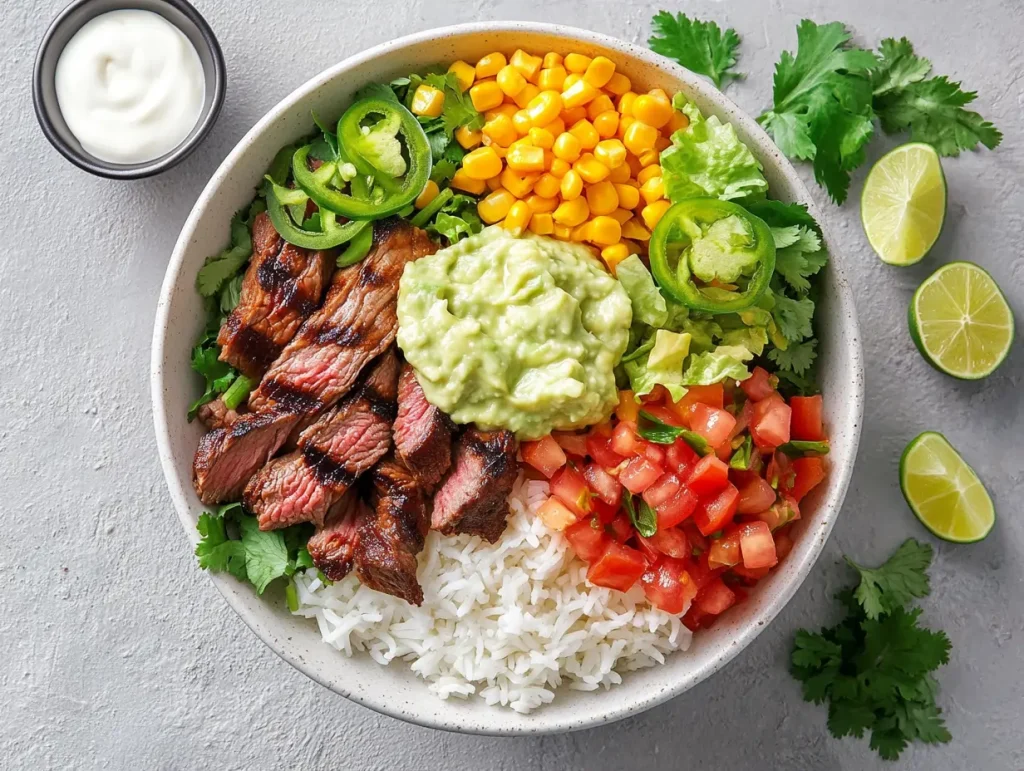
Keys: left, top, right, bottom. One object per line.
{"left": 54, "top": 9, "right": 205, "bottom": 165}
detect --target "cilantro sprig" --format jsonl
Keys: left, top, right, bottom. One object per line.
{"left": 792, "top": 539, "right": 952, "bottom": 760}
{"left": 648, "top": 12, "right": 742, "bottom": 89}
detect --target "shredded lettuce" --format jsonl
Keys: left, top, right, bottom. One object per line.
{"left": 616, "top": 255, "right": 668, "bottom": 327}
{"left": 682, "top": 344, "right": 754, "bottom": 385}
{"left": 623, "top": 330, "right": 691, "bottom": 401}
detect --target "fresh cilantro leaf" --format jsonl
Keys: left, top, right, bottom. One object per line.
{"left": 774, "top": 227, "right": 826, "bottom": 294}
{"left": 871, "top": 37, "right": 932, "bottom": 97}
{"left": 746, "top": 200, "right": 819, "bottom": 231}
{"left": 354, "top": 81, "right": 401, "bottom": 104}
{"left": 771, "top": 292, "right": 815, "bottom": 342}
{"left": 219, "top": 273, "right": 244, "bottom": 316}
{"left": 238, "top": 515, "right": 291, "bottom": 595}
{"left": 195, "top": 209, "right": 254, "bottom": 297}
{"left": 186, "top": 340, "right": 238, "bottom": 420}
{"left": 648, "top": 12, "right": 742, "bottom": 89}
{"left": 768, "top": 338, "right": 817, "bottom": 375}
{"left": 846, "top": 539, "right": 933, "bottom": 620}
{"left": 426, "top": 193, "right": 482, "bottom": 244}
{"left": 195, "top": 513, "right": 247, "bottom": 581}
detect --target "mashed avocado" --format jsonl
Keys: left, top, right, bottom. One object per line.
{"left": 397, "top": 227, "right": 632, "bottom": 440}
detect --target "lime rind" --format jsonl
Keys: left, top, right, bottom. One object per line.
{"left": 899, "top": 431, "right": 995, "bottom": 543}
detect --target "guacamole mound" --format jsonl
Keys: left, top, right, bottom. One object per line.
{"left": 397, "top": 227, "right": 632, "bottom": 440}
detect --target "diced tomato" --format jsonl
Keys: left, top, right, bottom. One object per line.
{"left": 620, "top": 456, "right": 664, "bottom": 493}
{"left": 707, "top": 531, "right": 741, "bottom": 569}
{"left": 638, "top": 440, "right": 666, "bottom": 465}
{"left": 643, "top": 526, "right": 690, "bottom": 558}
{"left": 666, "top": 438, "right": 699, "bottom": 471}
{"left": 641, "top": 403, "right": 684, "bottom": 427}
{"left": 774, "top": 529, "right": 794, "bottom": 561}
{"left": 656, "top": 486, "right": 698, "bottom": 529}
{"left": 750, "top": 394, "right": 792, "bottom": 451}
{"left": 786, "top": 457, "right": 827, "bottom": 502}
{"left": 671, "top": 382, "right": 725, "bottom": 421}
{"left": 682, "top": 521, "right": 708, "bottom": 555}
{"left": 520, "top": 435, "right": 567, "bottom": 478}
{"left": 766, "top": 451, "right": 794, "bottom": 491}
{"left": 686, "top": 455, "right": 730, "bottom": 496}
{"left": 689, "top": 404, "right": 737, "bottom": 449}
{"left": 731, "top": 564, "right": 771, "bottom": 581}
{"left": 687, "top": 549, "right": 723, "bottom": 590}
{"left": 758, "top": 496, "right": 800, "bottom": 530}
{"left": 641, "top": 558, "right": 698, "bottom": 614}
{"left": 693, "top": 483, "right": 740, "bottom": 536}
{"left": 565, "top": 518, "right": 609, "bottom": 562}
{"left": 730, "top": 399, "right": 753, "bottom": 440}
{"left": 695, "top": 577, "right": 737, "bottom": 615}
{"left": 643, "top": 384, "right": 672, "bottom": 404}
{"left": 740, "top": 366, "right": 776, "bottom": 401}
{"left": 605, "top": 512, "right": 633, "bottom": 543}
{"left": 615, "top": 390, "right": 640, "bottom": 423}
{"left": 738, "top": 521, "right": 778, "bottom": 569}
{"left": 587, "top": 541, "right": 647, "bottom": 591}
{"left": 611, "top": 421, "right": 640, "bottom": 457}
{"left": 642, "top": 472, "right": 681, "bottom": 508}
{"left": 789, "top": 395, "right": 825, "bottom": 441}
{"left": 715, "top": 441, "right": 732, "bottom": 463}
{"left": 583, "top": 463, "right": 622, "bottom": 506}
{"left": 737, "top": 476, "right": 778, "bottom": 514}
{"left": 552, "top": 431, "right": 590, "bottom": 458}
{"left": 591, "top": 496, "right": 620, "bottom": 524}
{"left": 549, "top": 465, "right": 592, "bottom": 518}
{"left": 682, "top": 604, "right": 711, "bottom": 631}
{"left": 536, "top": 497, "right": 578, "bottom": 531}
{"left": 587, "top": 431, "right": 626, "bottom": 470}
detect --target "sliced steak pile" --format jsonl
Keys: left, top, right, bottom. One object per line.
{"left": 243, "top": 349, "right": 399, "bottom": 530}
{"left": 355, "top": 457, "right": 430, "bottom": 605}
{"left": 217, "top": 212, "right": 334, "bottom": 379}
{"left": 431, "top": 428, "right": 518, "bottom": 543}
{"left": 393, "top": 364, "right": 452, "bottom": 489}
{"left": 307, "top": 490, "right": 367, "bottom": 581}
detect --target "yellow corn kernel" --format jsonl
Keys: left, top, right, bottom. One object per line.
{"left": 586, "top": 94, "right": 615, "bottom": 121}
{"left": 559, "top": 169, "right": 584, "bottom": 201}
{"left": 482, "top": 113, "right": 518, "bottom": 147}
{"left": 568, "top": 119, "right": 600, "bottom": 150}
{"left": 655, "top": 135, "right": 671, "bottom": 152}
{"left": 414, "top": 180, "right": 440, "bottom": 209}
{"left": 526, "top": 194, "right": 558, "bottom": 213}
{"left": 636, "top": 164, "right": 663, "bottom": 185}
{"left": 513, "top": 83, "right": 541, "bottom": 110}
{"left": 500, "top": 167, "right": 539, "bottom": 198}
{"left": 478, "top": 188, "right": 517, "bottom": 224}
{"left": 448, "top": 60, "right": 476, "bottom": 92}
{"left": 540, "top": 117, "right": 566, "bottom": 137}
{"left": 614, "top": 183, "right": 640, "bottom": 210}
{"left": 666, "top": 110, "right": 690, "bottom": 134}
{"left": 626, "top": 152, "right": 644, "bottom": 178}
{"left": 528, "top": 127, "right": 555, "bottom": 149}
{"left": 510, "top": 110, "right": 532, "bottom": 136}
{"left": 593, "top": 110, "right": 619, "bottom": 139}
{"left": 451, "top": 168, "right": 487, "bottom": 195}
{"left": 616, "top": 116, "right": 635, "bottom": 142}
{"left": 622, "top": 218, "right": 652, "bottom": 241}
{"left": 574, "top": 153, "right": 610, "bottom": 184}
{"left": 537, "top": 66, "right": 568, "bottom": 91}
{"left": 561, "top": 79, "right": 600, "bottom": 109}
{"left": 608, "top": 161, "right": 631, "bottom": 183}
{"left": 553, "top": 224, "right": 573, "bottom": 239}
{"left": 585, "top": 180, "right": 619, "bottom": 216}
{"left": 525, "top": 91, "right": 563, "bottom": 127}
{"left": 648, "top": 87, "right": 670, "bottom": 101}
{"left": 639, "top": 176, "right": 665, "bottom": 204}
{"left": 510, "top": 49, "right": 543, "bottom": 80}
{"left": 570, "top": 222, "right": 592, "bottom": 242}
{"left": 542, "top": 52, "right": 563, "bottom": 68}
{"left": 641, "top": 200, "right": 672, "bottom": 230}
{"left": 564, "top": 53, "right": 592, "bottom": 73}
{"left": 455, "top": 125, "right": 482, "bottom": 149}
{"left": 623, "top": 121, "right": 659, "bottom": 155}
{"left": 583, "top": 56, "right": 616, "bottom": 88}
{"left": 561, "top": 106, "right": 588, "bottom": 126}
{"left": 461, "top": 146, "right": 504, "bottom": 180}
{"left": 484, "top": 103, "right": 518, "bottom": 121}
{"left": 605, "top": 72, "right": 632, "bottom": 96}
{"left": 549, "top": 158, "right": 571, "bottom": 178}
{"left": 487, "top": 143, "right": 507, "bottom": 159}
{"left": 588, "top": 215, "right": 622, "bottom": 246}
{"left": 506, "top": 144, "right": 546, "bottom": 173}
{"left": 410, "top": 85, "right": 445, "bottom": 117}
{"left": 631, "top": 94, "right": 673, "bottom": 129}
{"left": 623, "top": 239, "right": 642, "bottom": 255}
{"left": 563, "top": 73, "right": 583, "bottom": 91}
{"left": 552, "top": 131, "right": 583, "bottom": 162}
{"left": 618, "top": 92, "right": 638, "bottom": 116}
{"left": 601, "top": 242, "right": 630, "bottom": 271}
{"left": 638, "top": 149, "right": 660, "bottom": 167}
{"left": 476, "top": 52, "right": 507, "bottom": 79}
{"left": 533, "top": 172, "right": 561, "bottom": 198}
{"left": 486, "top": 175, "right": 503, "bottom": 191}
{"left": 529, "top": 212, "right": 555, "bottom": 235}
{"left": 496, "top": 65, "right": 528, "bottom": 98}
{"left": 503, "top": 200, "right": 532, "bottom": 233}
{"left": 610, "top": 207, "right": 634, "bottom": 225}
{"left": 470, "top": 81, "right": 504, "bottom": 111}
{"left": 594, "top": 138, "right": 626, "bottom": 169}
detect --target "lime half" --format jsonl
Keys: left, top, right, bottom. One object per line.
{"left": 900, "top": 432, "right": 995, "bottom": 543}
{"left": 909, "top": 262, "right": 1014, "bottom": 379}
{"left": 861, "top": 143, "right": 946, "bottom": 265}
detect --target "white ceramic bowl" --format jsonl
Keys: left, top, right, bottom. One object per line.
{"left": 152, "top": 22, "right": 864, "bottom": 735}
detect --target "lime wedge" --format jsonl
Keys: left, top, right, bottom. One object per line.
{"left": 899, "top": 432, "right": 995, "bottom": 543}
{"left": 861, "top": 143, "right": 946, "bottom": 265}
{"left": 909, "top": 261, "right": 1014, "bottom": 379}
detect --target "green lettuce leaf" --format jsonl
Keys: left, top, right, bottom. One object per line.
{"left": 616, "top": 255, "right": 668, "bottom": 327}
{"left": 624, "top": 329, "right": 692, "bottom": 400}
{"left": 681, "top": 344, "right": 753, "bottom": 385}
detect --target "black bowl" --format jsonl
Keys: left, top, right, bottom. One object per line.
{"left": 33, "top": 0, "right": 226, "bottom": 179}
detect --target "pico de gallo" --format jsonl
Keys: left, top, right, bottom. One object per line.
{"left": 522, "top": 367, "right": 828, "bottom": 631}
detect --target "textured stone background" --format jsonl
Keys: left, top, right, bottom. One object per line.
{"left": 2, "top": 0, "right": 1022, "bottom": 768}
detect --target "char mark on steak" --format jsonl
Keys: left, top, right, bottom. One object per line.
{"left": 307, "top": 490, "right": 368, "bottom": 581}
{"left": 354, "top": 456, "right": 430, "bottom": 605}
{"left": 393, "top": 364, "right": 452, "bottom": 490}
{"left": 248, "top": 221, "right": 436, "bottom": 415}
{"left": 242, "top": 350, "right": 399, "bottom": 530}
{"left": 217, "top": 212, "right": 334, "bottom": 379}
{"left": 431, "top": 428, "right": 518, "bottom": 544}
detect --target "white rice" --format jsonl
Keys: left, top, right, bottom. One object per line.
{"left": 291, "top": 475, "right": 691, "bottom": 713}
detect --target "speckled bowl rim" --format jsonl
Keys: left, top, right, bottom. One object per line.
{"left": 152, "top": 21, "right": 864, "bottom": 735}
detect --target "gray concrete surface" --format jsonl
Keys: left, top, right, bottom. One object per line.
{"left": 1, "top": 0, "right": 1022, "bottom": 768}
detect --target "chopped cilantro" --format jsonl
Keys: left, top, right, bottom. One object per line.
{"left": 846, "top": 539, "right": 933, "bottom": 619}
{"left": 195, "top": 209, "right": 255, "bottom": 297}
{"left": 648, "top": 12, "right": 742, "bottom": 89}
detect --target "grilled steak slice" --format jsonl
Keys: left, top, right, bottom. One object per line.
{"left": 196, "top": 396, "right": 242, "bottom": 430}
{"left": 248, "top": 220, "right": 436, "bottom": 414}
{"left": 432, "top": 428, "right": 518, "bottom": 543}
{"left": 243, "top": 350, "right": 399, "bottom": 530}
{"left": 393, "top": 364, "right": 452, "bottom": 489}
{"left": 192, "top": 410, "right": 298, "bottom": 504}
{"left": 217, "top": 212, "right": 334, "bottom": 379}
{"left": 355, "top": 457, "right": 429, "bottom": 605}
{"left": 307, "top": 490, "right": 367, "bottom": 581}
